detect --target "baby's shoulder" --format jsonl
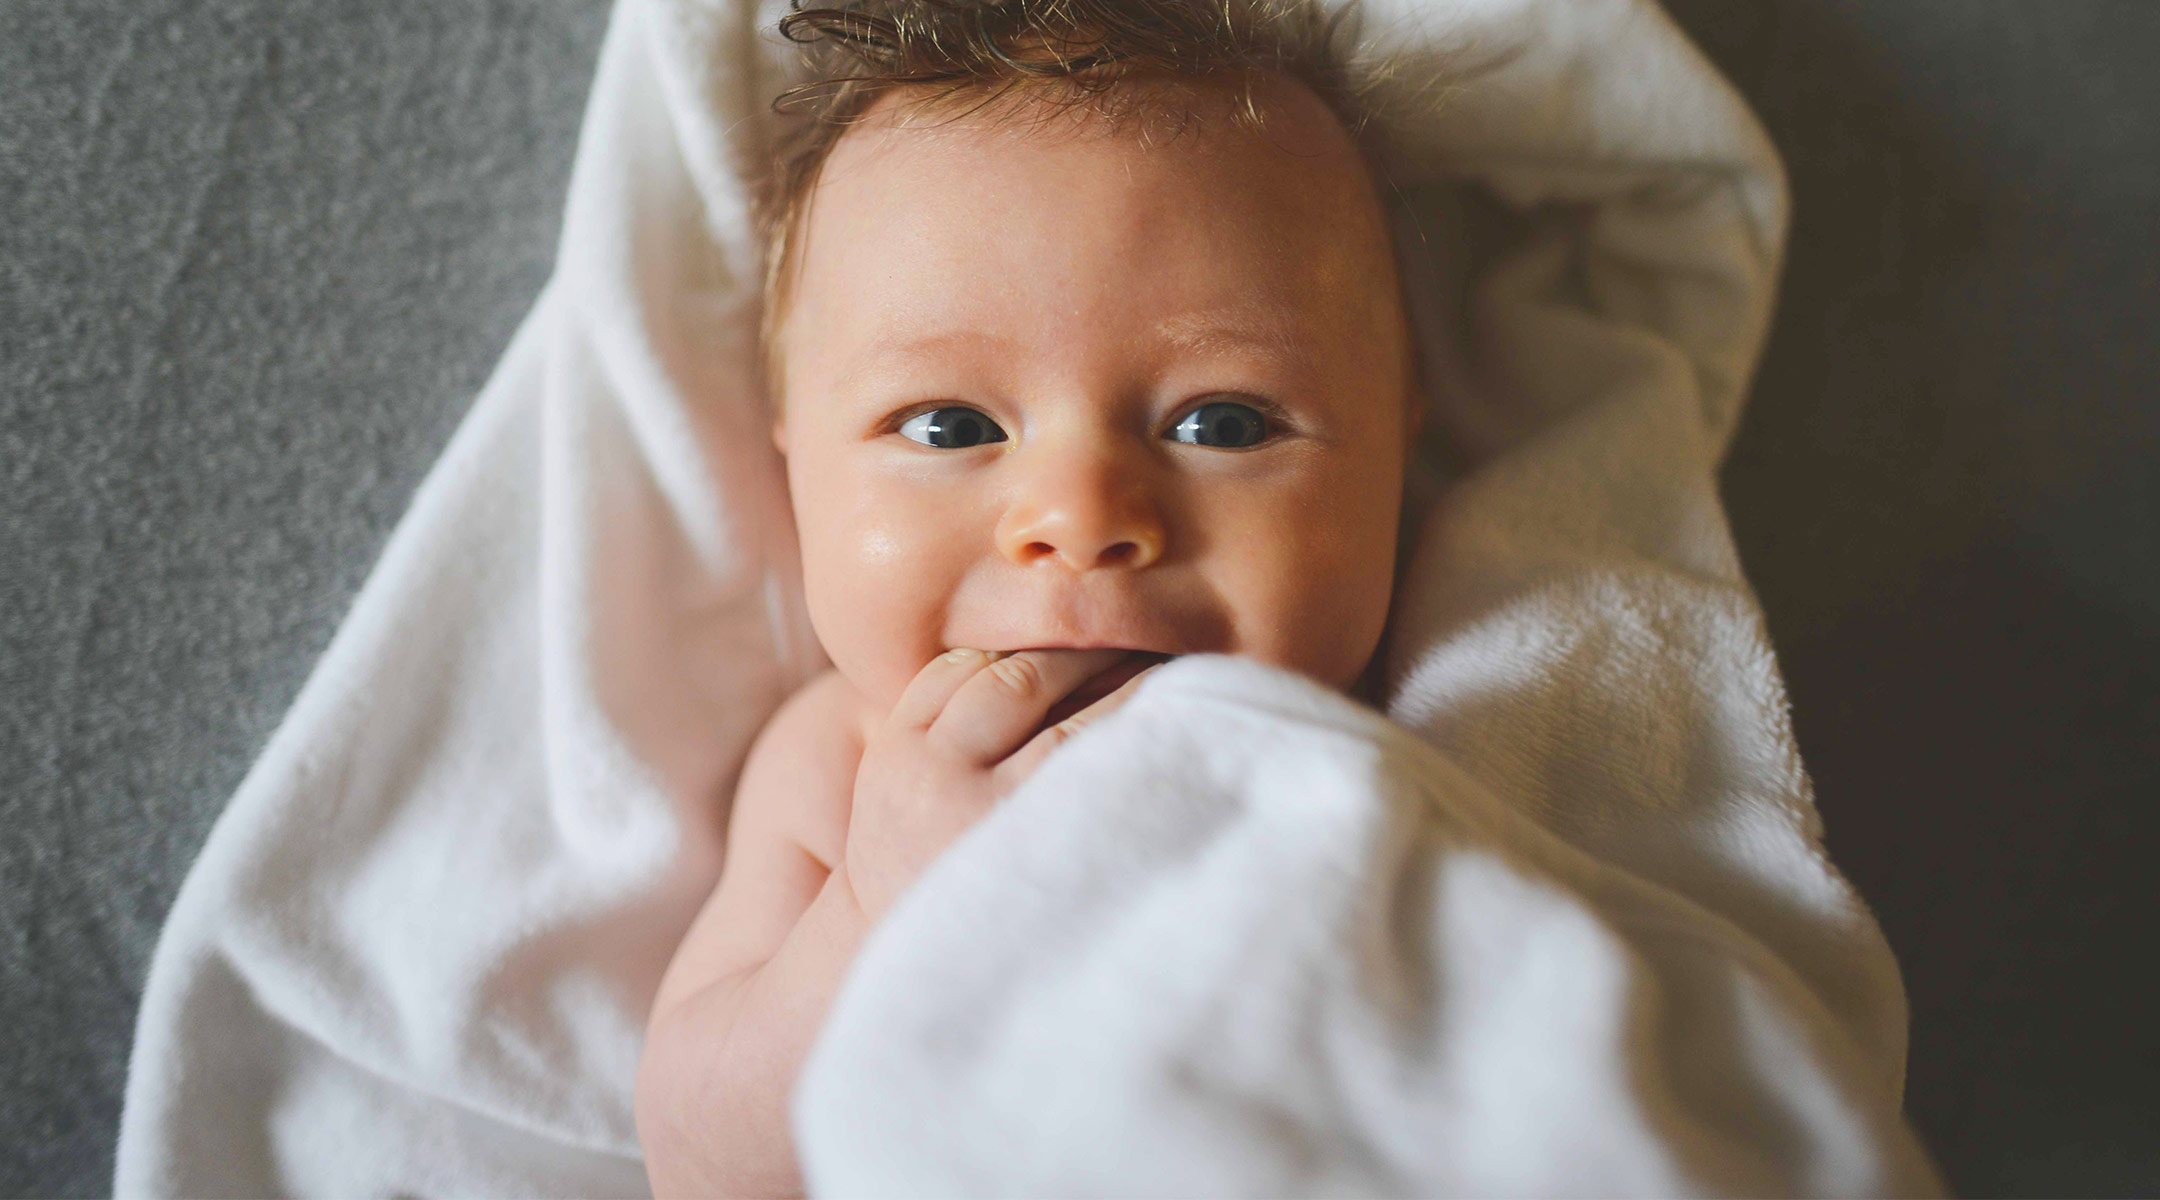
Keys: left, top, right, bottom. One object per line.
{"left": 735, "top": 667, "right": 869, "bottom": 870}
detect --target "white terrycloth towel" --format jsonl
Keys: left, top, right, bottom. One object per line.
{"left": 114, "top": 0, "right": 1943, "bottom": 1193}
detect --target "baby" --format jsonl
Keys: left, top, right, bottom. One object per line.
{"left": 635, "top": 0, "right": 1422, "bottom": 1192}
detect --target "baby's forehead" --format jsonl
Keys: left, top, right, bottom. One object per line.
{"left": 769, "top": 73, "right": 1408, "bottom": 398}
{"left": 829, "top": 71, "right": 1372, "bottom": 181}
{"left": 802, "top": 76, "right": 1394, "bottom": 291}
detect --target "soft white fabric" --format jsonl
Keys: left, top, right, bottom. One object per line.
{"left": 801, "top": 654, "right": 1941, "bottom": 1195}
{"left": 115, "top": 0, "right": 1941, "bottom": 1194}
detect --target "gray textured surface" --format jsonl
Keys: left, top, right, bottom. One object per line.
{"left": 0, "top": 2, "right": 611, "bottom": 1193}
{"left": 1, "top": 0, "right": 2154, "bottom": 1196}
{"left": 1676, "top": 3, "right": 2160, "bottom": 1194}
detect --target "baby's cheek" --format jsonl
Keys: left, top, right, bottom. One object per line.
{"left": 803, "top": 511, "right": 954, "bottom": 707}
{"left": 1234, "top": 501, "right": 1398, "bottom": 689}
{"left": 850, "top": 525, "right": 910, "bottom": 569}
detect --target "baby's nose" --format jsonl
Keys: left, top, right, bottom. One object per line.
{"left": 995, "top": 452, "right": 1166, "bottom": 572}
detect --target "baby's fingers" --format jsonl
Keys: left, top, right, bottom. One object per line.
{"left": 889, "top": 647, "right": 1006, "bottom": 731}
{"left": 993, "top": 662, "right": 1163, "bottom": 793}
{"left": 929, "top": 648, "right": 1130, "bottom": 766}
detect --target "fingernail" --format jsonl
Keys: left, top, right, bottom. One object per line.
{"left": 942, "top": 647, "right": 982, "bottom": 664}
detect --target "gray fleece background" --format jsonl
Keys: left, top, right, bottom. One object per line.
{"left": 2, "top": 1, "right": 2154, "bottom": 1195}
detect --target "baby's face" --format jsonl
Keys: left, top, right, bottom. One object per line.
{"left": 774, "top": 74, "right": 1417, "bottom": 712}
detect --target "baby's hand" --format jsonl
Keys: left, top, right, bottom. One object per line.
{"left": 845, "top": 647, "right": 1157, "bottom": 920}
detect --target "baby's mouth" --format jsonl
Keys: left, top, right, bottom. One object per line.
{"left": 1040, "top": 650, "right": 1175, "bottom": 730}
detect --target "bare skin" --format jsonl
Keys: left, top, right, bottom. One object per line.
{"left": 636, "top": 649, "right": 1156, "bottom": 1197}
{"left": 636, "top": 70, "right": 1419, "bottom": 1197}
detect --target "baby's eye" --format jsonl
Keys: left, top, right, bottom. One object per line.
{"left": 1168, "top": 400, "right": 1270, "bottom": 449}
{"left": 897, "top": 407, "right": 1008, "bottom": 449}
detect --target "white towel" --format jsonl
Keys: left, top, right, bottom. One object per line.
{"left": 801, "top": 654, "right": 1940, "bottom": 1195}
{"left": 114, "top": 0, "right": 1941, "bottom": 1193}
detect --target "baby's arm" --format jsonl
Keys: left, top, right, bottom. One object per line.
{"left": 636, "top": 670, "right": 868, "bottom": 1199}
{"left": 636, "top": 648, "right": 1160, "bottom": 1197}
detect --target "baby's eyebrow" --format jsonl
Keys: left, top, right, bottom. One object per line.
{"left": 1151, "top": 303, "right": 1307, "bottom": 363}
{"left": 877, "top": 329, "right": 1016, "bottom": 361}
{"left": 834, "top": 304, "right": 1313, "bottom": 394}
{"left": 835, "top": 329, "right": 1017, "bottom": 392}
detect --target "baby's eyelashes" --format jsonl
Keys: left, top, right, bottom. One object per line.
{"left": 1168, "top": 399, "right": 1271, "bottom": 448}
{"left": 898, "top": 407, "right": 1007, "bottom": 448}
{"left": 891, "top": 397, "right": 1281, "bottom": 451}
